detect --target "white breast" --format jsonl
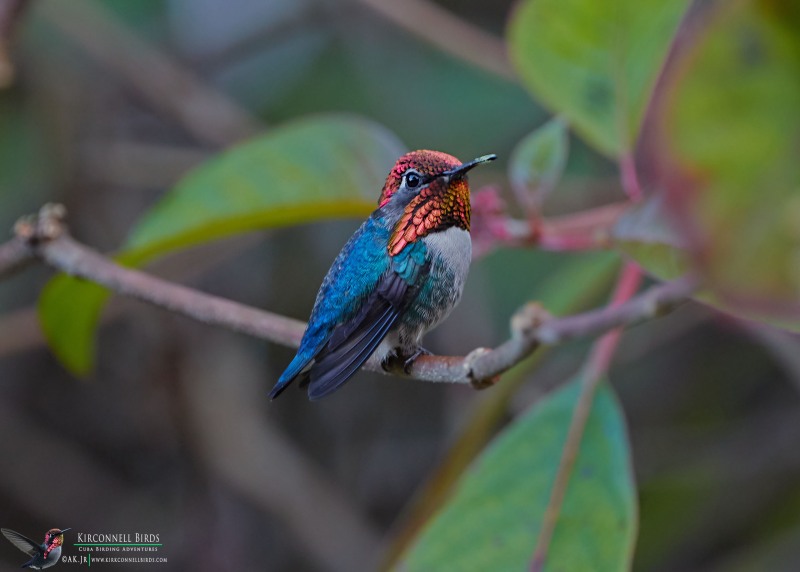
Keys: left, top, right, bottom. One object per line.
{"left": 416, "top": 225, "right": 472, "bottom": 330}
{"left": 424, "top": 226, "right": 472, "bottom": 284}
{"left": 380, "top": 226, "right": 472, "bottom": 353}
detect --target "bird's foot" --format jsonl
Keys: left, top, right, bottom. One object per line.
{"left": 381, "top": 346, "right": 431, "bottom": 375}
{"left": 401, "top": 346, "right": 431, "bottom": 374}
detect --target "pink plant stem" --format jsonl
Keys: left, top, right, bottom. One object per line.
{"left": 494, "top": 202, "right": 627, "bottom": 253}
{"left": 620, "top": 153, "right": 643, "bottom": 202}
{"left": 537, "top": 232, "right": 606, "bottom": 252}
{"left": 583, "top": 261, "right": 643, "bottom": 377}
{"left": 530, "top": 261, "right": 643, "bottom": 572}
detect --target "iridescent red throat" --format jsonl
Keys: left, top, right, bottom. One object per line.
{"left": 388, "top": 179, "right": 470, "bottom": 256}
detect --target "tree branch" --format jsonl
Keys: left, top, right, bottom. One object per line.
{"left": 471, "top": 192, "right": 628, "bottom": 256}
{"left": 43, "top": 231, "right": 308, "bottom": 347}
{"left": 0, "top": 235, "right": 33, "bottom": 279}
{"left": 6, "top": 205, "right": 699, "bottom": 386}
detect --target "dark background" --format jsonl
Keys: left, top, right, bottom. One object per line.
{"left": 0, "top": 1, "right": 798, "bottom": 570}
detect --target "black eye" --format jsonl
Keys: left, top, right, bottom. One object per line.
{"left": 405, "top": 172, "right": 421, "bottom": 189}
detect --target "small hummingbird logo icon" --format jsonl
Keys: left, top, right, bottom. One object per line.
{"left": 1, "top": 527, "right": 70, "bottom": 569}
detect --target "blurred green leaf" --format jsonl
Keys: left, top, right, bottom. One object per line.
{"left": 667, "top": 2, "right": 800, "bottom": 318}
{"left": 398, "top": 379, "right": 636, "bottom": 572}
{"left": 38, "top": 278, "right": 111, "bottom": 376}
{"left": 536, "top": 251, "right": 621, "bottom": 316}
{"left": 508, "top": 0, "right": 689, "bottom": 157}
{"left": 39, "top": 114, "right": 406, "bottom": 375}
{"left": 614, "top": 193, "right": 800, "bottom": 332}
{"left": 383, "top": 251, "right": 620, "bottom": 568}
{"left": 613, "top": 194, "right": 690, "bottom": 281}
{"left": 124, "top": 114, "right": 404, "bottom": 260}
{"left": 102, "top": 0, "right": 166, "bottom": 38}
{"left": 508, "top": 116, "right": 569, "bottom": 210}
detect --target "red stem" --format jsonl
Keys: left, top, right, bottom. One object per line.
{"left": 583, "top": 261, "right": 643, "bottom": 377}
{"left": 530, "top": 261, "right": 642, "bottom": 572}
{"left": 620, "top": 153, "right": 643, "bottom": 202}
{"left": 537, "top": 232, "right": 606, "bottom": 252}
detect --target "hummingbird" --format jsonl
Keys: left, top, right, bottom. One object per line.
{"left": 1, "top": 527, "right": 70, "bottom": 569}
{"left": 269, "top": 150, "right": 496, "bottom": 400}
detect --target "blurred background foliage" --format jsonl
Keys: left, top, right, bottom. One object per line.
{"left": 0, "top": 0, "right": 799, "bottom": 571}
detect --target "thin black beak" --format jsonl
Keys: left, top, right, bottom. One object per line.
{"left": 58, "top": 529, "right": 71, "bottom": 534}
{"left": 443, "top": 154, "right": 497, "bottom": 178}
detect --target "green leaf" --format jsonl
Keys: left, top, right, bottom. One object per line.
{"left": 508, "top": 0, "right": 689, "bottom": 157}
{"left": 124, "top": 114, "right": 404, "bottom": 260}
{"left": 38, "top": 114, "right": 406, "bottom": 375}
{"left": 613, "top": 194, "right": 690, "bottom": 282}
{"left": 398, "top": 379, "right": 636, "bottom": 572}
{"left": 666, "top": 2, "right": 800, "bottom": 319}
{"left": 38, "top": 277, "right": 111, "bottom": 376}
{"left": 382, "top": 252, "right": 621, "bottom": 568}
{"left": 508, "top": 117, "right": 569, "bottom": 210}
{"left": 614, "top": 193, "right": 800, "bottom": 332}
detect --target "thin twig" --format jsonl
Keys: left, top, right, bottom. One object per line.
{"left": 0, "top": 236, "right": 33, "bottom": 279}
{"left": 620, "top": 153, "right": 643, "bottom": 202}
{"left": 530, "top": 262, "right": 642, "bottom": 571}
{"left": 0, "top": 233, "right": 267, "bottom": 360}
{"left": 356, "top": 0, "right": 514, "bottom": 80}
{"left": 5, "top": 206, "right": 699, "bottom": 388}
{"left": 479, "top": 202, "right": 628, "bottom": 254}
{"left": 42, "top": 231, "right": 308, "bottom": 347}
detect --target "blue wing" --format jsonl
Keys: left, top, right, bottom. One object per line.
{"left": 269, "top": 216, "right": 428, "bottom": 400}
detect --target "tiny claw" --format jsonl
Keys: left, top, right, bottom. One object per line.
{"left": 381, "top": 350, "right": 399, "bottom": 373}
{"left": 402, "top": 347, "right": 431, "bottom": 374}
{"left": 381, "top": 347, "right": 432, "bottom": 375}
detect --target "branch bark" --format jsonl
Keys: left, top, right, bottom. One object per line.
{"left": 4, "top": 205, "right": 700, "bottom": 388}
{"left": 0, "top": 235, "right": 33, "bottom": 279}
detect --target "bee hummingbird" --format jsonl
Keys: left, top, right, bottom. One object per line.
{"left": 269, "top": 150, "right": 496, "bottom": 400}
{"left": 1, "top": 527, "right": 70, "bottom": 569}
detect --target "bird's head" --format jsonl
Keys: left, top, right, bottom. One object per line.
{"left": 45, "top": 528, "right": 69, "bottom": 547}
{"left": 379, "top": 150, "right": 496, "bottom": 255}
